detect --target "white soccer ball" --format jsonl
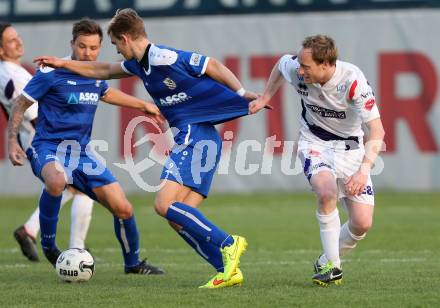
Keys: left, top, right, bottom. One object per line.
{"left": 55, "top": 248, "right": 95, "bottom": 282}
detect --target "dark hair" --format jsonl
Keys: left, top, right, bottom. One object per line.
{"left": 0, "top": 22, "right": 12, "bottom": 47}
{"left": 302, "top": 35, "right": 338, "bottom": 66}
{"left": 107, "top": 8, "right": 147, "bottom": 40}
{"left": 72, "top": 18, "right": 103, "bottom": 42}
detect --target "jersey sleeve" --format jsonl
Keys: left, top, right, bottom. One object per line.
{"left": 278, "top": 54, "right": 298, "bottom": 84}
{"left": 12, "top": 71, "right": 31, "bottom": 99}
{"left": 22, "top": 67, "right": 55, "bottom": 104}
{"left": 100, "top": 80, "right": 109, "bottom": 97}
{"left": 121, "top": 60, "right": 137, "bottom": 76}
{"left": 178, "top": 51, "right": 209, "bottom": 77}
{"left": 23, "top": 102, "right": 38, "bottom": 121}
{"left": 348, "top": 72, "right": 380, "bottom": 123}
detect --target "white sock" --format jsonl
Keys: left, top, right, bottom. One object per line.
{"left": 60, "top": 189, "right": 74, "bottom": 206}
{"left": 24, "top": 188, "right": 73, "bottom": 239}
{"left": 318, "top": 254, "right": 328, "bottom": 266}
{"left": 339, "top": 221, "right": 366, "bottom": 257}
{"left": 316, "top": 209, "right": 341, "bottom": 268}
{"left": 69, "top": 194, "right": 94, "bottom": 249}
{"left": 24, "top": 208, "right": 40, "bottom": 240}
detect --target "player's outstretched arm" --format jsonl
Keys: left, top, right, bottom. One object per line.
{"left": 345, "top": 118, "right": 385, "bottom": 196}
{"left": 33, "top": 56, "right": 130, "bottom": 80}
{"left": 101, "top": 87, "right": 165, "bottom": 125}
{"left": 249, "top": 59, "right": 285, "bottom": 114}
{"left": 7, "top": 95, "right": 34, "bottom": 166}
{"left": 205, "top": 58, "right": 258, "bottom": 101}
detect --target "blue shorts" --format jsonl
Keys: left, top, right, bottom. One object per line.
{"left": 160, "top": 123, "right": 222, "bottom": 198}
{"left": 26, "top": 143, "right": 117, "bottom": 201}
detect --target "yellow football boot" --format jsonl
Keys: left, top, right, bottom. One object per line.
{"left": 221, "top": 235, "right": 248, "bottom": 281}
{"left": 199, "top": 268, "right": 243, "bottom": 289}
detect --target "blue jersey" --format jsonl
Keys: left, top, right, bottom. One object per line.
{"left": 23, "top": 65, "right": 108, "bottom": 148}
{"left": 121, "top": 44, "right": 249, "bottom": 127}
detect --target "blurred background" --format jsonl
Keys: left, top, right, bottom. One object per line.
{"left": 1, "top": 0, "right": 440, "bottom": 195}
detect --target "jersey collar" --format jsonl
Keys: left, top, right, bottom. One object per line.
{"left": 139, "top": 43, "right": 152, "bottom": 76}
{"left": 139, "top": 43, "right": 152, "bottom": 69}
{"left": 320, "top": 60, "right": 341, "bottom": 90}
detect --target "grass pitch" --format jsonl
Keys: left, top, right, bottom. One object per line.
{"left": 0, "top": 192, "right": 439, "bottom": 307}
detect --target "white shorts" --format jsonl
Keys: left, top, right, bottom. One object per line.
{"left": 297, "top": 128, "right": 375, "bottom": 206}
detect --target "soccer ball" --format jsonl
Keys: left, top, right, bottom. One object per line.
{"left": 55, "top": 248, "right": 95, "bottom": 282}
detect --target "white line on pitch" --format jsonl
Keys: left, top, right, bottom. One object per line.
{"left": 0, "top": 257, "right": 429, "bottom": 270}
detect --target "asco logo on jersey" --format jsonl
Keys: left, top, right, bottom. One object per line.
{"left": 159, "top": 92, "right": 191, "bottom": 106}
{"left": 67, "top": 92, "right": 100, "bottom": 105}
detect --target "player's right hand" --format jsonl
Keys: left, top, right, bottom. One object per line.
{"left": 248, "top": 96, "right": 270, "bottom": 114}
{"left": 8, "top": 141, "right": 26, "bottom": 166}
{"left": 143, "top": 102, "right": 166, "bottom": 125}
{"left": 33, "top": 56, "right": 65, "bottom": 68}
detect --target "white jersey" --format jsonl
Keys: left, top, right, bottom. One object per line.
{"left": 279, "top": 55, "right": 380, "bottom": 139}
{"left": 0, "top": 60, "right": 37, "bottom": 150}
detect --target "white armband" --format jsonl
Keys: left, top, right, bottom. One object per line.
{"left": 236, "top": 87, "right": 246, "bottom": 97}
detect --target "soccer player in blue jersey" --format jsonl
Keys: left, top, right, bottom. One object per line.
{"left": 34, "top": 8, "right": 269, "bottom": 288}
{"left": 8, "top": 18, "right": 165, "bottom": 275}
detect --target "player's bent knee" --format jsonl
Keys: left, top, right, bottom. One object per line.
{"left": 351, "top": 219, "right": 373, "bottom": 234}
{"left": 113, "top": 201, "right": 133, "bottom": 219}
{"left": 154, "top": 197, "right": 171, "bottom": 217}
{"left": 358, "top": 221, "right": 373, "bottom": 234}
{"left": 153, "top": 201, "right": 167, "bottom": 217}
{"left": 316, "top": 190, "right": 338, "bottom": 206}
{"left": 44, "top": 177, "right": 66, "bottom": 196}
{"left": 114, "top": 209, "right": 132, "bottom": 220}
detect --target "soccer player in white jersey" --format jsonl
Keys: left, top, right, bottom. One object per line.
{"left": 0, "top": 23, "right": 95, "bottom": 262}
{"left": 249, "top": 35, "right": 385, "bottom": 286}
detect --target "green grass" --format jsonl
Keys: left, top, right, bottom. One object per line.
{"left": 0, "top": 192, "right": 439, "bottom": 307}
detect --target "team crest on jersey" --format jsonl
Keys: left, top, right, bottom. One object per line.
{"left": 336, "top": 84, "right": 347, "bottom": 92}
{"left": 163, "top": 78, "right": 177, "bottom": 90}
{"left": 95, "top": 80, "right": 102, "bottom": 88}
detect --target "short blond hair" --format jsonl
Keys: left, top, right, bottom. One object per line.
{"left": 302, "top": 35, "right": 338, "bottom": 66}
{"left": 107, "top": 8, "right": 147, "bottom": 40}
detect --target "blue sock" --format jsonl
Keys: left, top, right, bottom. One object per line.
{"left": 113, "top": 215, "right": 140, "bottom": 268}
{"left": 166, "top": 202, "right": 233, "bottom": 248}
{"left": 39, "top": 189, "right": 62, "bottom": 250}
{"left": 178, "top": 228, "right": 224, "bottom": 272}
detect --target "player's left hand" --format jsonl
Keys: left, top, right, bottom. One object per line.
{"left": 344, "top": 169, "right": 368, "bottom": 196}
{"left": 142, "top": 102, "right": 166, "bottom": 125}
{"left": 33, "top": 56, "right": 65, "bottom": 69}
{"left": 8, "top": 141, "right": 26, "bottom": 166}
